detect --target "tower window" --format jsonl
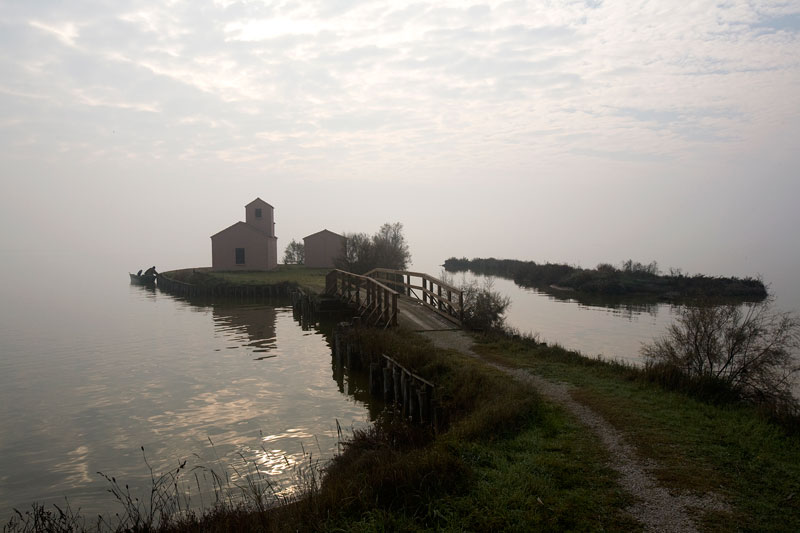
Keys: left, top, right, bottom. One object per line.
{"left": 255, "top": 208, "right": 262, "bottom": 218}
{"left": 235, "top": 248, "right": 245, "bottom": 264}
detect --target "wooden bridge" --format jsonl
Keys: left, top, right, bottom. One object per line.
{"left": 325, "top": 268, "right": 463, "bottom": 331}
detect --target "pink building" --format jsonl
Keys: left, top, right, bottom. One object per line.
{"left": 303, "top": 229, "right": 346, "bottom": 268}
{"left": 211, "top": 198, "right": 278, "bottom": 271}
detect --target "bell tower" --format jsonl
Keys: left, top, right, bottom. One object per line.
{"left": 245, "top": 198, "right": 274, "bottom": 236}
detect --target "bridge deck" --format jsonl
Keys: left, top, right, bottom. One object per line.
{"left": 396, "top": 295, "right": 461, "bottom": 331}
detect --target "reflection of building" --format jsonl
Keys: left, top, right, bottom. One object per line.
{"left": 211, "top": 303, "right": 277, "bottom": 353}
{"left": 304, "top": 229, "right": 346, "bottom": 268}
{"left": 211, "top": 198, "right": 278, "bottom": 271}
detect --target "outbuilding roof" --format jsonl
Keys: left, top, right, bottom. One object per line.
{"left": 303, "top": 229, "right": 344, "bottom": 240}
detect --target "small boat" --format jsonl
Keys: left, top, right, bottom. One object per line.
{"left": 129, "top": 272, "right": 156, "bottom": 284}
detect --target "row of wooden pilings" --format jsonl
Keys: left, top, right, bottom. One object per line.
{"left": 333, "top": 321, "right": 442, "bottom": 430}
{"left": 157, "top": 272, "right": 295, "bottom": 298}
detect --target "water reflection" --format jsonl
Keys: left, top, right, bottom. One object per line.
{"left": 0, "top": 285, "right": 374, "bottom": 519}
{"left": 211, "top": 303, "right": 277, "bottom": 356}
{"left": 129, "top": 281, "right": 158, "bottom": 301}
{"left": 445, "top": 270, "right": 678, "bottom": 364}
{"left": 533, "top": 285, "right": 661, "bottom": 318}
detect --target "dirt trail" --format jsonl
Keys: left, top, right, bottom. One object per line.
{"left": 422, "top": 330, "right": 730, "bottom": 533}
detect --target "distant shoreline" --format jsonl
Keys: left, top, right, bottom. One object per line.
{"left": 444, "top": 257, "right": 768, "bottom": 302}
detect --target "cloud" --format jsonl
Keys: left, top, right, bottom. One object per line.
{"left": 0, "top": 0, "right": 798, "bottom": 184}
{"left": 28, "top": 20, "right": 79, "bottom": 46}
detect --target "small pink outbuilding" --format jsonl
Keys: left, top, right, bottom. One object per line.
{"left": 211, "top": 198, "right": 278, "bottom": 271}
{"left": 303, "top": 229, "right": 346, "bottom": 268}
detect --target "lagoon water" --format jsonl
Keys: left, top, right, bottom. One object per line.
{"left": 434, "top": 264, "right": 800, "bottom": 366}
{"left": 0, "top": 253, "right": 372, "bottom": 519}
{"left": 1, "top": 252, "right": 797, "bottom": 520}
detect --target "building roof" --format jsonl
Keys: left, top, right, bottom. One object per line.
{"left": 210, "top": 221, "right": 274, "bottom": 239}
{"left": 245, "top": 197, "right": 274, "bottom": 209}
{"left": 303, "top": 229, "right": 344, "bottom": 240}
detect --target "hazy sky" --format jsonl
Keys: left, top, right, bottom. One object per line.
{"left": 1, "top": 1, "right": 798, "bottom": 290}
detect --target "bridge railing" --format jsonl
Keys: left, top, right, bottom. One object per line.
{"left": 365, "top": 268, "right": 463, "bottom": 325}
{"left": 325, "top": 269, "right": 399, "bottom": 328}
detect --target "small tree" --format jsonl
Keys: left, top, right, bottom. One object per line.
{"left": 641, "top": 297, "right": 800, "bottom": 408}
{"left": 441, "top": 272, "right": 511, "bottom": 331}
{"left": 283, "top": 239, "right": 305, "bottom": 265}
{"left": 336, "top": 232, "right": 373, "bottom": 273}
{"left": 372, "top": 222, "right": 411, "bottom": 271}
{"left": 335, "top": 222, "right": 411, "bottom": 274}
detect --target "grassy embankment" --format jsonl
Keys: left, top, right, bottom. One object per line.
{"left": 444, "top": 257, "right": 768, "bottom": 302}
{"left": 473, "top": 334, "right": 800, "bottom": 532}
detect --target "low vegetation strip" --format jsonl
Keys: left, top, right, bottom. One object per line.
{"left": 444, "top": 257, "right": 767, "bottom": 301}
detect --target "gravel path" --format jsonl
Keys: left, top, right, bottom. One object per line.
{"left": 422, "top": 331, "right": 730, "bottom": 533}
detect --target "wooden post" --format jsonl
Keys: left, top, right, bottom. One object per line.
{"left": 418, "top": 386, "right": 428, "bottom": 423}
{"left": 391, "top": 293, "right": 398, "bottom": 326}
{"left": 409, "top": 383, "right": 419, "bottom": 423}
{"left": 400, "top": 371, "right": 408, "bottom": 415}
{"left": 376, "top": 286, "right": 382, "bottom": 325}
{"left": 422, "top": 278, "right": 427, "bottom": 304}
{"left": 459, "top": 291, "right": 464, "bottom": 322}
{"left": 406, "top": 274, "right": 411, "bottom": 296}
{"left": 384, "top": 289, "right": 390, "bottom": 325}
{"left": 346, "top": 342, "right": 354, "bottom": 369}
{"left": 369, "top": 362, "right": 380, "bottom": 396}
{"left": 393, "top": 366, "right": 401, "bottom": 404}
{"left": 438, "top": 284, "right": 443, "bottom": 311}
{"left": 383, "top": 366, "right": 393, "bottom": 401}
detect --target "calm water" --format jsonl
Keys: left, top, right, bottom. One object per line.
{"left": 0, "top": 254, "right": 372, "bottom": 518}
{"left": 437, "top": 267, "right": 800, "bottom": 366}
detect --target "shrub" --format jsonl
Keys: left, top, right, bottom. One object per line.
{"left": 460, "top": 278, "right": 511, "bottom": 331}
{"left": 641, "top": 297, "right": 800, "bottom": 411}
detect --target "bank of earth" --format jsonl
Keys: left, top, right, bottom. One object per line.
{"left": 159, "top": 267, "right": 799, "bottom": 532}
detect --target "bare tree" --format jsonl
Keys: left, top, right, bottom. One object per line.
{"left": 642, "top": 297, "right": 800, "bottom": 408}
{"left": 334, "top": 223, "right": 411, "bottom": 274}
{"left": 335, "top": 232, "right": 372, "bottom": 273}
{"left": 283, "top": 239, "right": 305, "bottom": 264}
{"left": 372, "top": 222, "right": 411, "bottom": 271}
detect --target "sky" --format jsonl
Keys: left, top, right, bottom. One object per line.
{"left": 1, "top": 0, "right": 799, "bottom": 297}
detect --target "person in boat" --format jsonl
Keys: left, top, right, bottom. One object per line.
{"left": 144, "top": 266, "right": 157, "bottom": 277}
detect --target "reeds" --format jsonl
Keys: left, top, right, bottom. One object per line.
{"left": 4, "top": 437, "right": 326, "bottom": 533}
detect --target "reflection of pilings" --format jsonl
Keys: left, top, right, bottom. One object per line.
{"left": 291, "top": 289, "right": 317, "bottom": 329}
{"left": 333, "top": 321, "right": 441, "bottom": 430}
